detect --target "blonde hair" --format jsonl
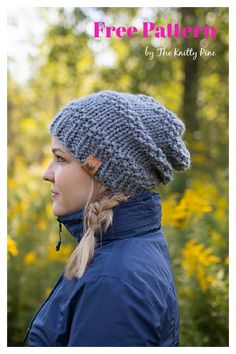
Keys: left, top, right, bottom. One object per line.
{"left": 64, "top": 178, "right": 130, "bottom": 280}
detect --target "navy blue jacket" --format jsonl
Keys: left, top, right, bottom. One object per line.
{"left": 25, "top": 191, "right": 179, "bottom": 346}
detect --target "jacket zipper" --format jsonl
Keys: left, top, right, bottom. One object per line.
{"left": 23, "top": 272, "right": 64, "bottom": 344}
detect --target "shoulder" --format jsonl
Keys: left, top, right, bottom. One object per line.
{"left": 88, "top": 234, "right": 175, "bottom": 295}
{"left": 69, "top": 272, "right": 169, "bottom": 319}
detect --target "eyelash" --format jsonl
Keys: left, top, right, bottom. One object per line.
{"left": 55, "top": 154, "right": 64, "bottom": 162}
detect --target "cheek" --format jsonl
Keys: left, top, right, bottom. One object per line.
{"left": 53, "top": 164, "right": 93, "bottom": 213}
{"left": 56, "top": 165, "right": 90, "bottom": 196}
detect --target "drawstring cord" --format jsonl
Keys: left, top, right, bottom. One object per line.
{"left": 56, "top": 221, "right": 62, "bottom": 251}
{"left": 56, "top": 220, "right": 104, "bottom": 250}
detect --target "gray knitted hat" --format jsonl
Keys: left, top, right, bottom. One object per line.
{"left": 48, "top": 90, "right": 191, "bottom": 197}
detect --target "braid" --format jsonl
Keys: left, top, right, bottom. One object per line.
{"left": 64, "top": 181, "right": 130, "bottom": 280}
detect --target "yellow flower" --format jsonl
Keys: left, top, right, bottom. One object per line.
{"left": 196, "top": 265, "right": 207, "bottom": 292}
{"left": 224, "top": 256, "right": 229, "bottom": 265}
{"left": 37, "top": 220, "right": 47, "bottom": 231}
{"left": 46, "top": 202, "right": 52, "bottom": 215}
{"left": 174, "top": 189, "right": 212, "bottom": 227}
{"left": 23, "top": 251, "right": 39, "bottom": 265}
{"left": 182, "top": 239, "right": 221, "bottom": 292}
{"left": 7, "top": 234, "right": 18, "bottom": 260}
{"left": 44, "top": 287, "right": 52, "bottom": 298}
{"left": 8, "top": 177, "right": 16, "bottom": 189}
{"left": 206, "top": 275, "right": 215, "bottom": 286}
{"left": 162, "top": 188, "right": 212, "bottom": 229}
{"left": 214, "top": 197, "right": 227, "bottom": 222}
{"left": 47, "top": 243, "right": 73, "bottom": 262}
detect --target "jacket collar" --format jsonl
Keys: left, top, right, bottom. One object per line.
{"left": 56, "top": 191, "right": 162, "bottom": 246}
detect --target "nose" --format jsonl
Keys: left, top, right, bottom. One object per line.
{"left": 42, "top": 163, "right": 54, "bottom": 182}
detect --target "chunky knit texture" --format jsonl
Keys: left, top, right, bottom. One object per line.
{"left": 48, "top": 90, "right": 191, "bottom": 197}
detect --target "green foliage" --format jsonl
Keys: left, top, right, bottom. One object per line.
{"left": 8, "top": 7, "right": 228, "bottom": 346}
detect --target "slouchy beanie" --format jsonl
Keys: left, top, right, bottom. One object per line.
{"left": 48, "top": 90, "right": 191, "bottom": 197}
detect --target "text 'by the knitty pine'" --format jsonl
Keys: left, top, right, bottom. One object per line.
{"left": 93, "top": 22, "right": 216, "bottom": 40}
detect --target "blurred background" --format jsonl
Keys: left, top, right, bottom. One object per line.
{"left": 7, "top": 7, "right": 228, "bottom": 346}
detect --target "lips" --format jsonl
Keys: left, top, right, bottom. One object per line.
{"left": 51, "top": 189, "right": 59, "bottom": 199}
{"left": 51, "top": 189, "right": 58, "bottom": 194}
{"left": 51, "top": 192, "right": 58, "bottom": 200}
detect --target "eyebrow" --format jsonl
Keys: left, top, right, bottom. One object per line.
{"left": 51, "top": 148, "right": 66, "bottom": 154}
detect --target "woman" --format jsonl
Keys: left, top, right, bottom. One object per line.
{"left": 24, "top": 90, "right": 191, "bottom": 346}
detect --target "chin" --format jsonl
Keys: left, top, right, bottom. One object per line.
{"left": 52, "top": 203, "right": 62, "bottom": 216}
{"left": 52, "top": 202, "right": 72, "bottom": 216}
{"left": 52, "top": 210, "right": 59, "bottom": 216}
